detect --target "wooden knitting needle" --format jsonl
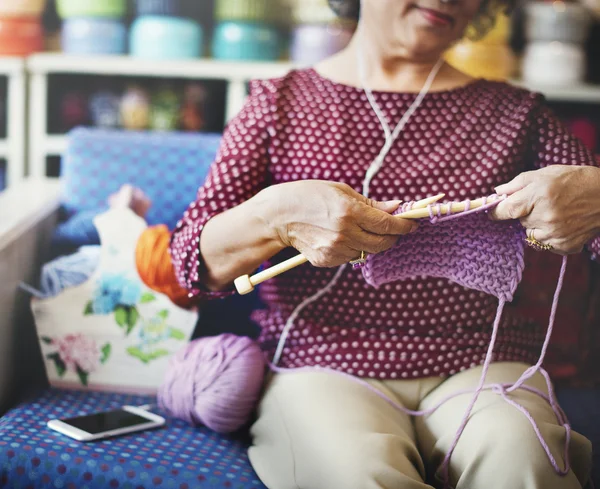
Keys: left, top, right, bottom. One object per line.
{"left": 234, "top": 193, "right": 445, "bottom": 295}
{"left": 396, "top": 194, "right": 502, "bottom": 219}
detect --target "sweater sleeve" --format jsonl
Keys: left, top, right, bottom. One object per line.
{"left": 529, "top": 98, "right": 600, "bottom": 260}
{"left": 169, "top": 79, "right": 278, "bottom": 300}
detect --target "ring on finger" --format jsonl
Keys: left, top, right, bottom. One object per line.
{"left": 525, "top": 229, "right": 554, "bottom": 252}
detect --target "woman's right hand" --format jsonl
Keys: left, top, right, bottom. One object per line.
{"left": 262, "top": 180, "right": 418, "bottom": 268}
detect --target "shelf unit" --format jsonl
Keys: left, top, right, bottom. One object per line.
{"left": 0, "top": 58, "right": 26, "bottom": 189}
{"left": 27, "top": 54, "right": 294, "bottom": 179}
{"left": 26, "top": 53, "right": 600, "bottom": 179}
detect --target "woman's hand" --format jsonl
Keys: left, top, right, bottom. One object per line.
{"left": 490, "top": 165, "right": 600, "bottom": 254}
{"left": 263, "top": 180, "right": 418, "bottom": 267}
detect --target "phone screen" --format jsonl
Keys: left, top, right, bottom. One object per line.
{"left": 61, "top": 410, "right": 151, "bottom": 435}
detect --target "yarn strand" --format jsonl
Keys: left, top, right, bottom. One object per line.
{"left": 272, "top": 218, "right": 571, "bottom": 489}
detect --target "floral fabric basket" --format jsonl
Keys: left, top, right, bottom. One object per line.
{"left": 31, "top": 209, "right": 198, "bottom": 393}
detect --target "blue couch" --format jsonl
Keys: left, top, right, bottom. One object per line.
{"left": 1, "top": 128, "right": 598, "bottom": 489}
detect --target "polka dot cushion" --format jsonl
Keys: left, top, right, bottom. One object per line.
{"left": 60, "top": 129, "right": 222, "bottom": 230}
{"left": 0, "top": 389, "right": 266, "bottom": 489}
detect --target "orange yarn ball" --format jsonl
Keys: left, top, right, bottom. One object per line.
{"left": 135, "top": 225, "right": 195, "bottom": 309}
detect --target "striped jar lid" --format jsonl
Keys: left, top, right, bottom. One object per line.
{"left": 56, "top": 0, "right": 127, "bottom": 19}
{"left": 214, "top": 0, "right": 286, "bottom": 24}
{"left": 0, "top": 0, "right": 46, "bottom": 17}
{"left": 290, "top": 0, "right": 336, "bottom": 24}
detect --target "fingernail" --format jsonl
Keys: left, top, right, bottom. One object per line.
{"left": 385, "top": 199, "right": 402, "bottom": 207}
{"left": 410, "top": 223, "right": 419, "bottom": 232}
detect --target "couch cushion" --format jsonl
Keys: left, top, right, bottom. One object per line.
{"left": 60, "top": 128, "right": 222, "bottom": 229}
{"left": 0, "top": 389, "right": 266, "bottom": 489}
{"left": 556, "top": 388, "right": 600, "bottom": 487}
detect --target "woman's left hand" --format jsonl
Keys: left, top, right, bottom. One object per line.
{"left": 489, "top": 165, "right": 600, "bottom": 254}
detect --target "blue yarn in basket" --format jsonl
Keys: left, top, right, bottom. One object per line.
{"left": 212, "top": 22, "right": 281, "bottom": 61}
{"left": 130, "top": 15, "right": 203, "bottom": 59}
{"left": 62, "top": 18, "right": 127, "bottom": 55}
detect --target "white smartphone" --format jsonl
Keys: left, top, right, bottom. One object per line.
{"left": 47, "top": 405, "right": 166, "bottom": 442}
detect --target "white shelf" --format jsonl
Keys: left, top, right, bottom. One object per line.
{"left": 28, "top": 53, "right": 600, "bottom": 103}
{"left": 511, "top": 80, "right": 600, "bottom": 103}
{"left": 0, "top": 140, "right": 8, "bottom": 158}
{"left": 26, "top": 53, "right": 600, "bottom": 179}
{"left": 28, "top": 54, "right": 294, "bottom": 81}
{"left": 0, "top": 57, "right": 25, "bottom": 75}
{"left": 45, "top": 135, "right": 68, "bottom": 155}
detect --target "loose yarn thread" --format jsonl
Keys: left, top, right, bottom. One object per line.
{"left": 273, "top": 200, "right": 571, "bottom": 488}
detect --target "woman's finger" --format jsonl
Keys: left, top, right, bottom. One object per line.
{"left": 355, "top": 204, "right": 418, "bottom": 235}
{"left": 494, "top": 170, "right": 536, "bottom": 196}
{"left": 347, "top": 229, "right": 399, "bottom": 254}
{"left": 489, "top": 188, "right": 534, "bottom": 221}
{"left": 337, "top": 183, "right": 402, "bottom": 213}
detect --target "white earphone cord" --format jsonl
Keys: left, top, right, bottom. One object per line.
{"left": 272, "top": 39, "right": 444, "bottom": 366}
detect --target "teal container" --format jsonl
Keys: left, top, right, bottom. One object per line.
{"left": 56, "top": 0, "right": 127, "bottom": 19}
{"left": 212, "top": 22, "right": 280, "bottom": 61}
{"left": 130, "top": 16, "right": 203, "bottom": 59}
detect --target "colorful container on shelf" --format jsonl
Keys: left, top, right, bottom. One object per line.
{"left": 61, "top": 91, "right": 88, "bottom": 131}
{"left": 150, "top": 87, "right": 180, "bottom": 131}
{"left": 526, "top": 2, "right": 591, "bottom": 44}
{"left": 445, "top": 14, "right": 515, "bottom": 81}
{"left": 180, "top": 83, "right": 206, "bottom": 132}
{"left": 0, "top": 17, "right": 43, "bottom": 56}
{"left": 130, "top": 16, "right": 202, "bottom": 59}
{"left": 212, "top": 22, "right": 280, "bottom": 61}
{"left": 214, "top": 0, "right": 286, "bottom": 25}
{"left": 522, "top": 42, "right": 586, "bottom": 86}
{"left": 89, "top": 91, "right": 121, "bottom": 128}
{"left": 0, "top": 0, "right": 46, "bottom": 17}
{"left": 62, "top": 18, "right": 127, "bottom": 55}
{"left": 522, "top": 2, "right": 590, "bottom": 86}
{"left": 121, "top": 86, "right": 151, "bottom": 130}
{"left": 290, "top": 0, "right": 337, "bottom": 24}
{"left": 135, "top": 0, "right": 184, "bottom": 16}
{"left": 290, "top": 22, "right": 355, "bottom": 65}
{"left": 445, "top": 43, "right": 516, "bottom": 81}
{"left": 56, "top": 0, "right": 127, "bottom": 19}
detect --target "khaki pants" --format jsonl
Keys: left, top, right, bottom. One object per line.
{"left": 249, "top": 363, "right": 591, "bottom": 489}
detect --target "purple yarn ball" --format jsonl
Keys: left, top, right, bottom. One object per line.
{"left": 158, "top": 334, "right": 266, "bottom": 433}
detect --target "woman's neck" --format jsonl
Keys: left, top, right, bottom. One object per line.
{"left": 314, "top": 33, "right": 474, "bottom": 94}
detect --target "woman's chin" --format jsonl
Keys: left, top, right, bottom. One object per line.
{"left": 400, "top": 39, "right": 449, "bottom": 61}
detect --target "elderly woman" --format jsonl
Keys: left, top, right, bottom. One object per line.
{"left": 170, "top": 0, "right": 600, "bottom": 487}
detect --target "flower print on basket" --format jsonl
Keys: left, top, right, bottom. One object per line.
{"left": 32, "top": 208, "right": 198, "bottom": 394}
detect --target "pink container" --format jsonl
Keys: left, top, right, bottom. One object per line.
{"left": 0, "top": 0, "right": 46, "bottom": 17}
{"left": 0, "top": 17, "right": 44, "bottom": 56}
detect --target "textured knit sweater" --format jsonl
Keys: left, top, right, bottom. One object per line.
{"left": 170, "top": 68, "right": 600, "bottom": 379}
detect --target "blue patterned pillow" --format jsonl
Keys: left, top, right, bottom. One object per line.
{"left": 61, "top": 128, "right": 222, "bottom": 229}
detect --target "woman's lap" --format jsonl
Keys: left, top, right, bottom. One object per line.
{"left": 249, "top": 363, "right": 592, "bottom": 489}
{"left": 249, "top": 371, "right": 438, "bottom": 489}
{"left": 415, "top": 362, "right": 591, "bottom": 489}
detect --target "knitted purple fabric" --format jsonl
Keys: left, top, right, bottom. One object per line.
{"left": 275, "top": 197, "right": 571, "bottom": 489}
{"left": 363, "top": 199, "right": 526, "bottom": 302}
